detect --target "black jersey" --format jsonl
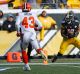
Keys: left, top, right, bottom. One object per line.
{"left": 61, "top": 17, "right": 79, "bottom": 38}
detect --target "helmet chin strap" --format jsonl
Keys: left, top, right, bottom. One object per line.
{"left": 22, "top": 9, "right": 31, "bottom": 12}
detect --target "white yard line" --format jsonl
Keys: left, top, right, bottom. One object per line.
{"left": 49, "top": 64, "right": 80, "bottom": 69}
{"left": 0, "top": 67, "right": 20, "bottom": 71}
{"left": 0, "top": 63, "right": 80, "bottom": 66}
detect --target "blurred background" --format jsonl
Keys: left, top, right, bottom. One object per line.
{"left": 0, "top": 0, "right": 80, "bottom": 9}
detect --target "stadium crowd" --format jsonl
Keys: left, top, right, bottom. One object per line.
{"left": 0, "top": 10, "right": 16, "bottom": 32}
{"left": 0, "top": 0, "right": 80, "bottom": 33}
{"left": 0, "top": 0, "right": 80, "bottom": 9}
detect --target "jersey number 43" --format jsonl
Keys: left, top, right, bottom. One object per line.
{"left": 22, "top": 16, "right": 35, "bottom": 28}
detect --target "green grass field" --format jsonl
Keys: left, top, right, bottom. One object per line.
{"left": 0, "top": 59, "right": 80, "bottom": 74}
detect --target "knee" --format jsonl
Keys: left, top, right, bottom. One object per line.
{"left": 36, "top": 48, "right": 42, "bottom": 54}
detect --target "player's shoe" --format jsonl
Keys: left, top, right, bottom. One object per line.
{"left": 23, "top": 64, "right": 31, "bottom": 71}
{"left": 43, "top": 60, "right": 48, "bottom": 65}
{"left": 52, "top": 55, "right": 57, "bottom": 62}
{"left": 40, "top": 50, "right": 48, "bottom": 63}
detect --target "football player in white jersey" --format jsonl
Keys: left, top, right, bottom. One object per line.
{"left": 16, "top": 3, "right": 48, "bottom": 71}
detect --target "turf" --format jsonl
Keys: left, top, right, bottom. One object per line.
{"left": 0, "top": 64, "right": 80, "bottom": 74}
{"left": 0, "top": 59, "right": 80, "bottom": 74}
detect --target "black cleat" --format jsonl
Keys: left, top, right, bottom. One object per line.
{"left": 52, "top": 55, "right": 57, "bottom": 62}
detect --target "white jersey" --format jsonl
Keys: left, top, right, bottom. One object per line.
{"left": 16, "top": 11, "right": 42, "bottom": 35}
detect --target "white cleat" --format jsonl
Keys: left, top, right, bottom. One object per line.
{"left": 23, "top": 64, "right": 31, "bottom": 71}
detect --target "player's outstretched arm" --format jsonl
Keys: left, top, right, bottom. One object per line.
{"left": 16, "top": 15, "right": 21, "bottom": 37}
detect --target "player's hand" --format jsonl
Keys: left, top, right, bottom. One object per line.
{"left": 35, "top": 27, "right": 42, "bottom": 31}
{"left": 67, "top": 29, "right": 74, "bottom": 35}
{"left": 34, "top": 27, "right": 38, "bottom": 31}
{"left": 35, "top": 24, "right": 38, "bottom": 27}
{"left": 34, "top": 27, "right": 41, "bottom": 31}
{"left": 51, "top": 25, "right": 55, "bottom": 29}
{"left": 16, "top": 33, "right": 21, "bottom": 37}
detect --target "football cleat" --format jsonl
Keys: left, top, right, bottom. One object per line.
{"left": 43, "top": 60, "right": 48, "bottom": 65}
{"left": 23, "top": 64, "right": 31, "bottom": 71}
{"left": 52, "top": 55, "right": 57, "bottom": 62}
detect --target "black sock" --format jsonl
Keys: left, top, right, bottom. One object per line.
{"left": 57, "top": 52, "right": 63, "bottom": 58}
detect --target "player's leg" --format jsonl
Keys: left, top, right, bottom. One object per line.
{"left": 27, "top": 43, "right": 33, "bottom": 62}
{"left": 52, "top": 39, "right": 69, "bottom": 62}
{"left": 21, "top": 32, "right": 32, "bottom": 71}
{"left": 21, "top": 41, "right": 31, "bottom": 71}
{"left": 73, "top": 37, "right": 80, "bottom": 49}
{"left": 31, "top": 39, "right": 48, "bottom": 62}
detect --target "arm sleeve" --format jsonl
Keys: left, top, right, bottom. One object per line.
{"left": 16, "top": 15, "right": 21, "bottom": 33}
{"left": 61, "top": 20, "right": 67, "bottom": 38}
{"left": 34, "top": 15, "right": 42, "bottom": 29}
{"left": 51, "top": 17, "right": 56, "bottom": 25}
{"left": 50, "top": 17, "right": 57, "bottom": 29}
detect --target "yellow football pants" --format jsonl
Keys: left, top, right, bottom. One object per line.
{"left": 59, "top": 37, "right": 80, "bottom": 55}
